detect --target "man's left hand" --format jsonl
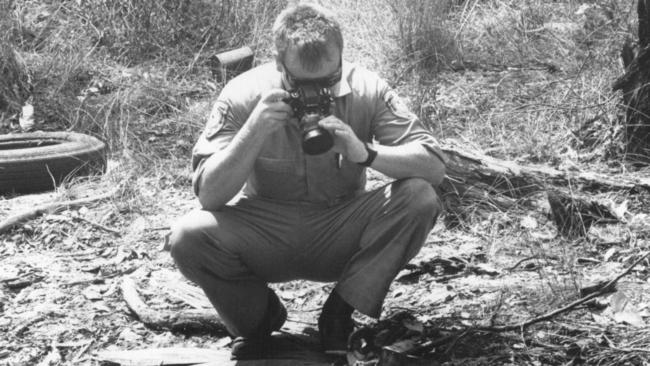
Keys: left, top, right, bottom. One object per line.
{"left": 318, "top": 116, "right": 368, "bottom": 163}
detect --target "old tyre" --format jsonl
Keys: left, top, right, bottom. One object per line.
{"left": 0, "top": 132, "right": 107, "bottom": 194}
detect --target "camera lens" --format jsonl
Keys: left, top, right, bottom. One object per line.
{"left": 302, "top": 128, "right": 333, "bottom": 155}
{"left": 300, "top": 113, "right": 333, "bottom": 155}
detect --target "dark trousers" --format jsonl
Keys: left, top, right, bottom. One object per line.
{"left": 169, "top": 177, "right": 442, "bottom": 337}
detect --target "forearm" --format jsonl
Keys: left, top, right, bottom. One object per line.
{"left": 196, "top": 125, "right": 267, "bottom": 210}
{"left": 370, "top": 143, "right": 446, "bottom": 187}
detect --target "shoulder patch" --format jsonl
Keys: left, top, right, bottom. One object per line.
{"left": 205, "top": 100, "right": 230, "bottom": 140}
{"left": 384, "top": 89, "right": 413, "bottom": 119}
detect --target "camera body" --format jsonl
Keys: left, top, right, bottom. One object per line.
{"left": 284, "top": 84, "right": 334, "bottom": 155}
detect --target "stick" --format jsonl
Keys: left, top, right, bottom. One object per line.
{"left": 74, "top": 216, "right": 120, "bottom": 235}
{"left": 478, "top": 251, "right": 650, "bottom": 332}
{"left": 420, "top": 251, "right": 650, "bottom": 355}
{"left": 0, "top": 188, "right": 118, "bottom": 234}
{"left": 506, "top": 256, "right": 538, "bottom": 271}
{"left": 120, "top": 277, "right": 228, "bottom": 334}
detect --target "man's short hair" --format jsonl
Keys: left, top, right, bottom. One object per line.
{"left": 272, "top": 3, "right": 343, "bottom": 71}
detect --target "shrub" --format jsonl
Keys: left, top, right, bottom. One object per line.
{"left": 389, "top": 0, "right": 462, "bottom": 71}
{"left": 69, "top": 0, "right": 287, "bottom": 66}
{"left": 1, "top": 0, "right": 286, "bottom": 152}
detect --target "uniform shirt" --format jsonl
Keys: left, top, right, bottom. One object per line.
{"left": 192, "top": 61, "right": 446, "bottom": 206}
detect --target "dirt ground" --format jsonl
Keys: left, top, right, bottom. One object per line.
{"left": 1, "top": 160, "right": 650, "bottom": 365}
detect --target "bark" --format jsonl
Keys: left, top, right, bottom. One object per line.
{"left": 547, "top": 189, "right": 617, "bottom": 239}
{"left": 440, "top": 142, "right": 650, "bottom": 196}
{"left": 0, "top": 40, "right": 29, "bottom": 117}
{"left": 438, "top": 142, "right": 645, "bottom": 235}
{"left": 120, "top": 277, "right": 228, "bottom": 335}
{"left": 612, "top": 0, "right": 650, "bottom": 165}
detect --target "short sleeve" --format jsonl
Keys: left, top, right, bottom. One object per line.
{"left": 371, "top": 78, "right": 447, "bottom": 165}
{"left": 191, "top": 99, "right": 241, "bottom": 171}
{"left": 190, "top": 84, "right": 251, "bottom": 195}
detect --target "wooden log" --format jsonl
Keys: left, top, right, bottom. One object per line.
{"left": 120, "top": 277, "right": 228, "bottom": 335}
{"left": 94, "top": 347, "right": 232, "bottom": 366}
{"left": 0, "top": 188, "right": 119, "bottom": 235}
{"left": 94, "top": 347, "right": 333, "bottom": 366}
{"left": 441, "top": 142, "right": 650, "bottom": 195}
{"left": 438, "top": 142, "right": 644, "bottom": 228}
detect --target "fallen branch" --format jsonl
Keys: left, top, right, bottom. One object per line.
{"left": 120, "top": 277, "right": 227, "bottom": 334}
{"left": 1, "top": 272, "right": 45, "bottom": 290}
{"left": 442, "top": 141, "right": 650, "bottom": 195}
{"left": 353, "top": 251, "right": 650, "bottom": 364}
{"left": 476, "top": 250, "right": 650, "bottom": 333}
{"left": 398, "top": 256, "right": 500, "bottom": 283}
{"left": 0, "top": 188, "right": 118, "bottom": 235}
{"left": 439, "top": 141, "right": 640, "bottom": 227}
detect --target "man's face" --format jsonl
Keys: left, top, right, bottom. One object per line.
{"left": 277, "top": 44, "right": 342, "bottom": 89}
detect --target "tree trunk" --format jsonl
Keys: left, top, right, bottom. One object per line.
{"left": 0, "top": 40, "right": 30, "bottom": 125}
{"left": 613, "top": 0, "right": 650, "bottom": 165}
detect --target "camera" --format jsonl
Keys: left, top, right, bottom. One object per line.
{"left": 284, "top": 84, "right": 334, "bottom": 155}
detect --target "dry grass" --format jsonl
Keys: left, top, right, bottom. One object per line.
{"left": 1, "top": 0, "right": 638, "bottom": 165}
{"left": 1, "top": 0, "right": 286, "bottom": 161}
{"left": 1, "top": 0, "right": 649, "bottom": 364}
{"left": 388, "top": 0, "right": 462, "bottom": 71}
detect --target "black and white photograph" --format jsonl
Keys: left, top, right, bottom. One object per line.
{"left": 1, "top": 1, "right": 650, "bottom": 365}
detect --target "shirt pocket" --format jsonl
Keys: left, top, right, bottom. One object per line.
{"left": 251, "top": 157, "right": 305, "bottom": 199}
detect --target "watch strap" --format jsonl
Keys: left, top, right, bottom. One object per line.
{"left": 357, "top": 143, "right": 377, "bottom": 167}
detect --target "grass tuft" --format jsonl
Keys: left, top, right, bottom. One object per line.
{"left": 388, "top": 0, "right": 462, "bottom": 72}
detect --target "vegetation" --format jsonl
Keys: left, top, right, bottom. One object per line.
{"left": 1, "top": 0, "right": 650, "bottom": 365}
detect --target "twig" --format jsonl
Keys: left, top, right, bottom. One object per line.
{"left": 74, "top": 216, "right": 120, "bottom": 235}
{"left": 422, "top": 251, "right": 650, "bottom": 354}
{"left": 61, "top": 278, "right": 105, "bottom": 288}
{"left": 71, "top": 340, "right": 93, "bottom": 363}
{"left": 506, "top": 256, "right": 538, "bottom": 271}
{"left": 478, "top": 251, "right": 650, "bottom": 332}
{"left": 13, "top": 311, "right": 64, "bottom": 337}
{"left": 2, "top": 273, "right": 45, "bottom": 290}
{"left": 0, "top": 188, "right": 118, "bottom": 234}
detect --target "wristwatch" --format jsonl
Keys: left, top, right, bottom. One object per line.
{"left": 357, "top": 143, "right": 378, "bottom": 167}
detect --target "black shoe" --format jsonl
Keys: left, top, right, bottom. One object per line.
{"left": 230, "top": 289, "right": 287, "bottom": 360}
{"left": 318, "top": 315, "right": 354, "bottom": 354}
{"left": 230, "top": 336, "right": 274, "bottom": 360}
{"left": 318, "top": 290, "right": 355, "bottom": 354}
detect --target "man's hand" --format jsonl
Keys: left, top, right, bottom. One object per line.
{"left": 318, "top": 116, "right": 368, "bottom": 163}
{"left": 246, "top": 89, "right": 293, "bottom": 134}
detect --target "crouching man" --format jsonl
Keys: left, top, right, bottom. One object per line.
{"left": 169, "top": 2, "right": 446, "bottom": 360}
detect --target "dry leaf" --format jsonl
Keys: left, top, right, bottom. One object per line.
{"left": 520, "top": 216, "right": 538, "bottom": 230}
{"left": 613, "top": 310, "right": 645, "bottom": 327}
{"left": 603, "top": 247, "right": 617, "bottom": 262}
{"left": 19, "top": 103, "right": 34, "bottom": 132}
{"left": 609, "top": 292, "right": 645, "bottom": 327}
{"left": 421, "top": 288, "right": 456, "bottom": 305}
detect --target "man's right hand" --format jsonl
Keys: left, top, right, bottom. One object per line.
{"left": 246, "top": 89, "right": 293, "bottom": 134}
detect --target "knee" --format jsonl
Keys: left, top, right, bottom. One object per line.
{"left": 169, "top": 211, "right": 210, "bottom": 270}
{"left": 394, "top": 178, "right": 442, "bottom": 219}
